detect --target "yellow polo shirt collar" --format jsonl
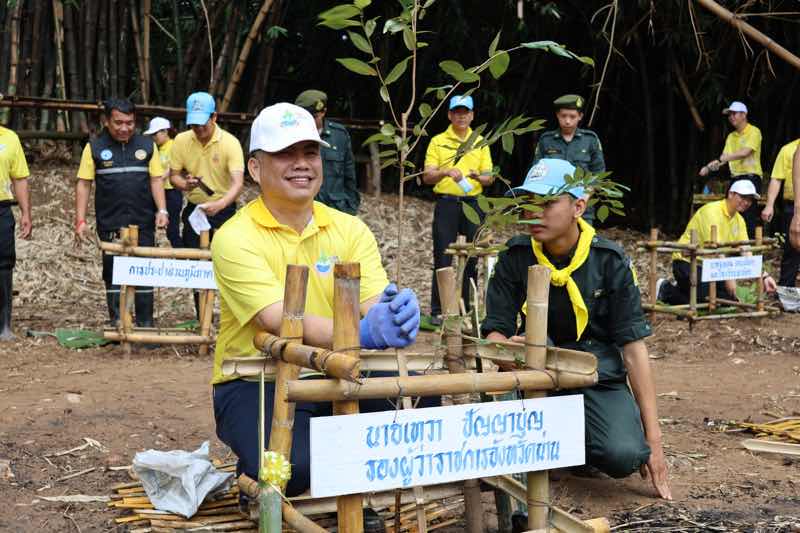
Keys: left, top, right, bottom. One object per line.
{"left": 247, "top": 197, "right": 332, "bottom": 232}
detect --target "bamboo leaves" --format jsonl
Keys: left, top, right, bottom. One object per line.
{"left": 335, "top": 57, "right": 377, "bottom": 76}
{"left": 520, "top": 40, "right": 595, "bottom": 67}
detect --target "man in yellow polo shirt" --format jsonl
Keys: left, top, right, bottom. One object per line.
{"left": 699, "top": 101, "right": 763, "bottom": 237}
{"left": 0, "top": 126, "right": 32, "bottom": 340}
{"left": 761, "top": 138, "right": 800, "bottom": 287}
{"left": 169, "top": 92, "right": 244, "bottom": 249}
{"left": 211, "top": 102, "right": 429, "bottom": 500}
{"left": 657, "top": 179, "right": 776, "bottom": 304}
{"left": 423, "top": 94, "right": 493, "bottom": 324}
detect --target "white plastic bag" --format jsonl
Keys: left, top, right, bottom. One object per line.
{"left": 132, "top": 441, "right": 233, "bottom": 518}
{"left": 777, "top": 286, "right": 800, "bottom": 312}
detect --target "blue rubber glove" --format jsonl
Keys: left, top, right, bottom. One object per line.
{"left": 359, "top": 302, "right": 393, "bottom": 349}
{"left": 380, "top": 283, "right": 399, "bottom": 303}
{"left": 387, "top": 288, "right": 420, "bottom": 341}
{"left": 359, "top": 285, "right": 420, "bottom": 348}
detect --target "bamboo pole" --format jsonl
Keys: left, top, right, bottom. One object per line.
{"left": 238, "top": 474, "right": 327, "bottom": 533}
{"left": 697, "top": 0, "right": 800, "bottom": 72}
{"left": 220, "top": 0, "right": 275, "bottom": 112}
{"left": 525, "top": 266, "right": 551, "bottom": 530}
{"left": 99, "top": 242, "right": 212, "bottom": 260}
{"left": 755, "top": 226, "right": 764, "bottom": 312}
{"left": 332, "top": 263, "right": 364, "bottom": 533}
{"left": 708, "top": 225, "right": 717, "bottom": 312}
{"left": 436, "top": 266, "right": 481, "bottom": 533}
{"left": 0, "top": 1, "right": 22, "bottom": 124}
{"left": 142, "top": 0, "right": 151, "bottom": 104}
{"left": 118, "top": 227, "right": 135, "bottom": 354}
{"left": 103, "top": 332, "right": 214, "bottom": 344}
{"left": 129, "top": 0, "right": 148, "bottom": 102}
{"left": 52, "top": 0, "right": 70, "bottom": 131}
{"left": 648, "top": 228, "right": 658, "bottom": 321}
{"left": 252, "top": 332, "right": 361, "bottom": 381}
{"left": 671, "top": 61, "right": 704, "bottom": 131}
{"left": 259, "top": 368, "right": 281, "bottom": 533}
{"left": 689, "top": 229, "right": 698, "bottom": 318}
{"left": 199, "top": 230, "right": 213, "bottom": 356}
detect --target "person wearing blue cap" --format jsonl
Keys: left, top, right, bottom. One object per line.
{"left": 423, "top": 94, "right": 494, "bottom": 324}
{"left": 481, "top": 159, "right": 672, "bottom": 502}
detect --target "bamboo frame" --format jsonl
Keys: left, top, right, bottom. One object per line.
{"left": 252, "top": 332, "right": 360, "bottom": 381}
{"left": 198, "top": 231, "right": 213, "bottom": 357}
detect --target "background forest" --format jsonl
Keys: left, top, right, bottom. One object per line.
{"left": 1, "top": 0, "right": 798, "bottom": 232}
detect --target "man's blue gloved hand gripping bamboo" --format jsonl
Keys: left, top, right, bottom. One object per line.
{"left": 359, "top": 283, "right": 420, "bottom": 349}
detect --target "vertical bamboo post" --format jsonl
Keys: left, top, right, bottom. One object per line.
{"left": 369, "top": 142, "right": 381, "bottom": 198}
{"left": 258, "top": 370, "right": 281, "bottom": 532}
{"left": 118, "top": 227, "right": 132, "bottom": 354}
{"left": 454, "top": 235, "right": 467, "bottom": 306}
{"left": 755, "top": 226, "right": 764, "bottom": 312}
{"left": 708, "top": 225, "right": 718, "bottom": 312}
{"left": 524, "top": 266, "right": 551, "bottom": 530}
{"left": 689, "top": 229, "right": 698, "bottom": 319}
{"left": 198, "top": 230, "right": 213, "bottom": 356}
{"left": 648, "top": 228, "right": 658, "bottom": 321}
{"left": 436, "top": 266, "right": 483, "bottom": 533}
{"left": 332, "top": 263, "right": 364, "bottom": 533}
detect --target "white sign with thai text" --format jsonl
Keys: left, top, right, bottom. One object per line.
{"left": 112, "top": 256, "right": 216, "bottom": 289}
{"left": 701, "top": 255, "right": 762, "bottom": 282}
{"left": 309, "top": 396, "right": 585, "bottom": 498}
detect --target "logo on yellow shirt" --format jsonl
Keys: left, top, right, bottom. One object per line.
{"left": 315, "top": 252, "right": 339, "bottom": 275}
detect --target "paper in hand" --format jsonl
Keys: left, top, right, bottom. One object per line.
{"left": 189, "top": 205, "right": 211, "bottom": 235}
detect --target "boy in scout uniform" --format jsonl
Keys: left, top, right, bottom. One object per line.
{"left": 482, "top": 159, "right": 671, "bottom": 501}
{"left": 761, "top": 138, "right": 800, "bottom": 287}
{"left": 295, "top": 89, "right": 360, "bottom": 215}
{"left": 211, "top": 102, "right": 431, "bottom": 503}
{"left": 658, "top": 179, "right": 776, "bottom": 304}
{"left": 0, "top": 126, "right": 32, "bottom": 340}
{"left": 423, "top": 94, "right": 494, "bottom": 324}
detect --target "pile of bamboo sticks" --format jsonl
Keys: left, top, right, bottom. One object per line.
{"left": 383, "top": 496, "right": 464, "bottom": 533}
{"left": 737, "top": 417, "right": 800, "bottom": 443}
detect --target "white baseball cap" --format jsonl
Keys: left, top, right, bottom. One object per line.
{"left": 729, "top": 179, "right": 760, "bottom": 199}
{"left": 143, "top": 116, "right": 171, "bottom": 135}
{"left": 722, "top": 101, "right": 748, "bottom": 115}
{"left": 249, "top": 103, "right": 330, "bottom": 153}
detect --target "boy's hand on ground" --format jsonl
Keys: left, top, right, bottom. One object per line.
{"left": 640, "top": 442, "right": 672, "bottom": 500}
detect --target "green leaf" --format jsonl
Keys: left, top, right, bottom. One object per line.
{"left": 354, "top": 0, "right": 371, "bottom": 8}
{"left": 439, "top": 60, "right": 465, "bottom": 79}
{"left": 577, "top": 56, "right": 595, "bottom": 67}
{"left": 318, "top": 18, "right": 360, "bottom": 30}
{"left": 378, "top": 149, "right": 397, "bottom": 157}
{"left": 379, "top": 85, "right": 390, "bottom": 102}
{"left": 362, "top": 132, "right": 391, "bottom": 146}
{"left": 488, "top": 30, "right": 501, "bottom": 57}
{"left": 418, "top": 103, "right": 432, "bottom": 118}
{"left": 383, "top": 18, "right": 406, "bottom": 34}
{"left": 55, "top": 329, "right": 110, "bottom": 349}
{"left": 319, "top": 4, "right": 362, "bottom": 19}
{"left": 365, "top": 17, "right": 378, "bottom": 38}
{"left": 380, "top": 123, "right": 396, "bottom": 136}
{"left": 477, "top": 195, "right": 491, "bottom": 213}
{"left": 436, "top": 88, "right": 446, "bottom": 100}
{"left": 380, "top": 157, "right": 398, "bottom": 169}
{"left": 412, "top": 124, "right": 422, "bottom": 136}
{"left": 597, "top": 205, "right": 609, "bottom": 222}
{"left": 336, "top": 57, "right": 377, "bottom": 76}
{"left": 384, "top": 57, "right": 411, "bottom": 85}
{"left": 462, "top": 202, "right": 481, "bottom": 225}
{"left": 402, "top": 28, "right": 416, "bottom": 50}
{"left": 488, "top": 51, "right": 510, "bottom": 79}
{"left": 347, "top": 31, "right": 373, "bottom": 55}
{"left": 501, "top": 133, "right": 514, "bottom": 154}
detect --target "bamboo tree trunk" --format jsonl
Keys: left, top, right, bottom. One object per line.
{"left": 63, "top": 2, "right": 87, "bottom": 132}
{"left": 171, "top": 0, "right": 184, "bottom": 101}
{"left": 0, "top": 2, "right": 7, "bottom": 95}
{"left": 25, "top": 1, "right": 44, "bottom": 129}
{"left": 185, "top": 2, "right": 226, "bottom": 97}
{"left": 248, "top": 0, "right": 284, "bottom": 113}
{"left": 109, "top": 0, "right": 119, "bottom": 96}
{"left": 634, "top": 30, "right": 656, "bottom": 229}
{"left": 130, "top": 0, "right": 148, "bottom": 103}
{"left": 1, "top": 0, "right": 23, "bottom": 126}
{"left": 220, "top": 0, "right": 274, "bottom": 112}
{"left": 210, "top": 5, "right": 240, "bottom": 97}
{"left": 117, "top": 3, "right": 130, "bottom": 102}
{"left": 38, "top": 34, "right": 57, "bottom": 130}
{"left": 52, "top": 0, "right": 69, "bottom": 132}
{"left": 83, "top": 0, "right": 97, "bottom": 101}
{"left": 19, "top": 2, "right": 33, "bottom": 99}
{"left": 96, "top": 0, "right": 108, "bottom": 99}
{"left": 142, "top": 0, "right": 151, "bottom": 104}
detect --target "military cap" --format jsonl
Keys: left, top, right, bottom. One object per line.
{"left": 295, "top": 89, "right": 328, "bottom": 113}
{"left": 553, "top": 94, "right": 585, "bottom": 111}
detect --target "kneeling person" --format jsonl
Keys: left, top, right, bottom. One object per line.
{"left": 481, "top": 159, "right": 671, "bottom": 499}
{"left": 211, "top": 103, "right": 432, "bottom": 497}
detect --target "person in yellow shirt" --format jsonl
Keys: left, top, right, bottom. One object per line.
{"left": 144, "top": 116, "right": 183, "bottom": 248}
{"left": 211, "top": 102, "right": 431, "bottom": 501}
{"left": 423, "top": 94, "right": 493, "bottom": 324}
{"left": 74, "top": 99, "right": 168, "bottom": 327}
{"left": 761, "top": 138, "right": 800, "bottom": 287}
{"left": 0, "top": 126, "right": 32, "bottom": 340}
{"left": 699, "top": 101, "right": 763, "bottom": 237}
{"left": 657, "top": 179, "right": 776, "bottom": 304}
{"left": 169, "top": 92, "right": 244, "bottom": 249}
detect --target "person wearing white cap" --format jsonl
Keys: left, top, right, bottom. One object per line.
{"left": 657, "top": 179, "right": 776, "bottom": 305}
{"left": 144, "top": 117, "right": 183, "bottom": 248}
{"left": 699, "top": 100, "right": 763, "bottom": 237}
{"left": 209, "top": 103, "right": 432, "bottom": 509}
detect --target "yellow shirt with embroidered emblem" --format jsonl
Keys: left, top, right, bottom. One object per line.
{"left": 210, "top": 198, "right": 389, "bottom": 384}
{"left": 673, "top": 200, "right": 748, "bottom": 263}
{"left": 769, "top": 138, "right": 799, "bottom": 201}
{"left": 425, "top": 125, "right": 493, "bottom": 196}
{"left": 723, "top": 123, "right": 763, "bottom": 177}
{"left": 168, "top": 125, "right": 244, "bottom": 204}
{"left": 158, "top": 139, "right": 175, "bottom": 190}
{"left": 0, "top": 127, "right": 29, "bottom": 201}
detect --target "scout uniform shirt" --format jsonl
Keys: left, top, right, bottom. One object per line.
{"left": 533, "top": 128, "right": 605, "bottom": 174}
{"left": 317, "top": 119, "right": 359, "bottom": 215}
{"left": 0, "top": 127, "right": 29, "bottom": 201}
{"left": 770, "top": 138, "right": 800, "bottom": 202}
{"left": 481, "top": 234, "right": 651, "bottom": 382}
{"left": 158, "top": 139, "right": 175, "bottom": 190}
{"left": 425, "top": 125, "right": 493, "bottom": 196}
{"left": 672, "top": 199, "right": 748, "bottom": 263}
{"left": 210, "top": 198, "right": 389, "bottom": 384}
{"left": 168, "top": 125, "right": 244, "bottom": 205}
{"left": 724, "top": 123, "right": 763, "bottom": 177}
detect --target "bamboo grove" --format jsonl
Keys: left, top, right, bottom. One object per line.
{"left": 1, "top": 0, "right": 799, "bottom": 232}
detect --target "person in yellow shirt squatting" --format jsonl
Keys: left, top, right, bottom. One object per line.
{"left": 761, "top": 137, "right": 800, "bottom": 287}
{"left": 75, "top": 99, "right": 168, "bottom": 327}
{"left": 144, "top": 116, "right": 183, "bottom": 248}
{"left": 210, "top": 103, "right": 435, "bottom": 507}
{"left": 657, "top": 179, "right": 777, "bottom": 305}
{"left": 699, "top": 100, "right": 763, "bottom": 238}
{"left": 0, "top": 125, "right": 32, "bottom": 340}
{"left": 423, "top": 94, "right": 493, "bottom": 325}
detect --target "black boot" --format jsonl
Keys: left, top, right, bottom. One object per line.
{"left": 0, "top": 269, "right": 13, "bottom": 341}
{"left": 511, "top": 512, "right": 528, "bottom": 533}
{"left": 134, "top": 289, "right": 154, "bottom": 328}
{"left": 106, "top": 291, "right": 120, "bottom": 328}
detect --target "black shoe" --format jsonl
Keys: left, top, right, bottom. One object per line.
{"left": 429, "top": 315, "right": 443, "bottom": 327}
{"left": 511, "top": 512, "right": 528, "bottom": 533}
{"left": 0, "top": 269, "right": 13, "bottom": 341}
{"left": 363, "top": 508, "right": 385, "bottom": 533}
{"left": 106, "top": 291, "right": 120, "bottom": 328}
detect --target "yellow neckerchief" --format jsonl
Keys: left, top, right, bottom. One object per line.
{"left": 529, "top": 218, "right": 595, "bottom": 339}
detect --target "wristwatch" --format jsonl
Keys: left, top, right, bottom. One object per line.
{"left": 158, "top": 209, "right": 168, "bottom": 215}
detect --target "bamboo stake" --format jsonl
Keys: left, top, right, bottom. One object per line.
{"left": 238, "top": 475, "right": 327, "bottom": 533}
{"left": 709, "top": 225, "right": 718, "bottom": 312}
{"left": 259, "top": 368, "right": 281, "bottom": 532}
{"left": 689, "top": 229, "right": 698, "bottom": 319}
{"left": 252, "top": 332, "right": 360, "bottom": 381}
{"left": 525, "top": 266, "right": 551, "bottom": 530}
{"left": 199, "top": 230, "right": 213, "bottom": 356}
{"left": 648, "top": 228, "right": 658, "bottom": 321}
{"left": 220, "top": 0, "right": 275, "bottom": 112}
{"left": 332, "top": 263, "right": 364, "bottom": 533}
{"left": 118, "top": 227, "right": 133, "bottom": 354}
{"left": 103, "top": 332, "right": 214, "bottom": 344}
{"left": 99, "top": 241, "right": 212, "bottom": 260}
{"left": 756, "top": 226, "right": 764, "bottom": 312}
{"left": 436, "top": 266, "right": 481, "bottom": 533}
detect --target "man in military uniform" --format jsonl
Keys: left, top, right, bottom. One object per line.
{"left": 294, "top": 89, "right": 359, "bottom": 215}
{"left": 533, "top": 94, "right": 605, "bottom": 224}
{"left": 75, "top": 99, "right": 168, "bottom": 326}
{"left": 482, "top": 159, "right": 671, "bottom": 502}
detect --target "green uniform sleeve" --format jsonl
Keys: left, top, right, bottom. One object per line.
{"left": 532, "top": 139, "right": 544, "bottom": 166}
{"left": 606, "top": 254, "right": 651, "bottom": 346}
{"left": 342, "top": 130, "right": 360, "bottom": 212}
{"left": 589, "top": 137, "right": 606, "bottom": 173}
{"left": 481, "top": 245, "right": 528, "bottom": 338}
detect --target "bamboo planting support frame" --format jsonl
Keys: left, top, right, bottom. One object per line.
{"left": 99, "top": 225, "right": 216, "bottom": 352}
{"left": 638, "top": 226, "right": 780, "bottom": 325}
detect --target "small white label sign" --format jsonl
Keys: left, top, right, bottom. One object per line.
{"left": 112, "top": 256, "right": 216, "bottom": 289}
{"left": 310, "top": 396, "right": 585, "bottom": 498}
{"left": 701, "top": 255, "right": 762, "bottom": 282}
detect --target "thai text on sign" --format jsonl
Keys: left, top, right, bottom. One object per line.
{"left": 309, "top": 396, "right": 585, "bottom": 497}
{"left": 701, "top": 255, "right": 762, "bottom": 282}
{"left": 112, "top": 257, "right": 216, "bottom": 289}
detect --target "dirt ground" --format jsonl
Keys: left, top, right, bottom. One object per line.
{"left": 1, "top": 164, "right": 799, "bottom": 531}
